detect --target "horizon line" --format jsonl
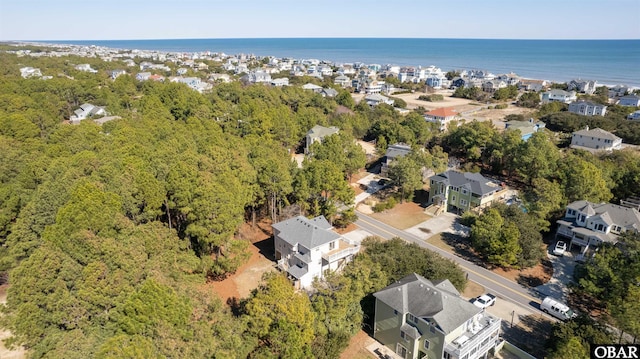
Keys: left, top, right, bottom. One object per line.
{"left": 6, "top": 36, "right": 640, "bottom": 42}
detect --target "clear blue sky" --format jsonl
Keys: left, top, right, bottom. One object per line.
{"left": 1, "top": 0, "right": 638, "bottom": 40}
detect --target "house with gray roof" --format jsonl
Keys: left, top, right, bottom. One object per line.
{"left": 381, "top": 143, "right": 412, "bottom": 176}
{"left": 373, "top": 273, "right": 501, "bottom": 359}
{"left": 568, "top": 100, "right": 607, "bottom": 117}
{"left": 556, "top": 200, "right": 640, "bottom": 254}
{"left": 540, "top": 89, "right": 577, "bottom": 104}
{"left": 428, "top": 170, "right": 505, "bottom": 213}
{"left": 570, "top": 127, "right": 622, "bottom": 152}
{"left": 504, "top": 118, "right": 545, "bottom": 141}
{"left": 305, "top": 125, "right": 339, "bottom": 154}
{"left": 618, "top": 95, "right": 640, "bottom": 107}
{"left": 272, "top": 215, "right": 359, "bottom": 289}
{"left": 70, "top": 103, "right": 108, "bottom": 124}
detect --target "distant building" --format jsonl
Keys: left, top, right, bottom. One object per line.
{"left": 628, "top": 110, "right": 640, "bottom": 121}
{"left": 273, "top": 215, "right": 359, "bottom": 290}
{"left": 110, "top": 69, "right": 126, "bottom": 80}
{"left": 136, "top": 72, "right": 152, "bottom": 81}
{"left": 19, "top": 67, "right": 42, "bottom": 78}
{"left": 270, "top": 78, "right": 289, "bottom": 87}
{"left": 424, "top": 107, "right": 459, "bottom": 131}
{"left": 504, "top": 118, "right": 545, "bottom": 141}
{"left": 540, "top": 89, "right": 577, "bottom": 104}
{"left": 302, "top": 83, "right": 323, "bottom": 93}
{"left": 618, "top": 95, "right": 640, "bottom": 107}
{"left": 305, "top": 125, "right": 339, "bottom": 154}
{"left": 568, "top": 79, "right": 598, "bottom": 94}
{"left": 570, "top": 127, "right": 622, "bottom": 152}
{"left": 364, "top": 93, "right": 394, "bottom": 107}
{"left": 70, "top": 103, "right": 107, "bottom": 124}
{"left": 568, "top": 101, "right": 607, "bottom": 116}
{"left": 334, "top": 75, "right": 352, "bottom": 88}
{"left": 75, "top": 64, "right": 97, "bottom": 73}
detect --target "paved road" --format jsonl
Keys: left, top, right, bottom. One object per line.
{"left": 356, "top": 212, "right": 556, "bottom": 321}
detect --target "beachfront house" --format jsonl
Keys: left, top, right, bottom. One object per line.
{"left": 618, "top": 95, "right": 640, "bottom": 107}
{"left": 568, "top": 79, "right": 598, "bottom": 95}
{"left": 305, "top": 125, "right": 339, "bottom": 154}
{"left": 424, "top": 107, "right": 459, "bottom": 131}
{"left": 504, "top": 118, "right": 546, "bottom": 141}
{"left": 570, "top": 127, "right": 622, "bottom": 152}
{"left": 568, "top": 101, "right": 607, "bottom": 116}
{"left": 628, "top": 110, "right": 640, "bottom": 121}
{"left": 428, "top": 170, "right": 505, "bottom": 213}
{"left": 273, "top": 215, "right": 359, "bottom": 290}
{"left": 555, "top": 200, "right": 640, "bottom": 254}
{"left": 334, "top": 75, "right": 352, "bottom": 88}
{"left": 373, "top": 273, "right": 502, "bottom": 359}
{"left": 541, "top": 89, "right": 577, "bottom": 104}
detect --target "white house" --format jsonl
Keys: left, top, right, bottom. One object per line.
{"left": 334, "top": 75, "right": 352, "bottom": 88}
{"left": 568, "top": 101, "right": 607, "bottom": 116}
{"left": 570, "top": 127, "right": 622, "bottom": 151}
{"left": 20, "top": 67, "right": 42, "bottom": 78}
{"left": 568, "top": 79, "right": 598, "bottom": 94}
{"left": 270, "top": 78, "right": 289, "bottom": 87}
{"left": 540, "top": 89, "right": 577, "bottom": 104}
{"left": 424, "top": 107, "right": 459, "bottom": 131}
{"left": 75, "top": 64, "right": 98, "bottom": 73}
{"left": 364, "top": 93, "right": 394, "bottom": 107}
{"left": 302, "top": 83, "right": 323, "bottom": 93}
{"left": 110, "top": 69, "right": 127, "bottom": 80}
{"left": 273, "top": 215, "right": 359, "bottom": 290}
{"left": 70, "top": 103, "right": 107, "bottom": 124}
{"left": 556, "top": 200, "right": 640, "bottom": 254}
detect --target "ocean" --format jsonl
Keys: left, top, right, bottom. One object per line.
{"left": 46, "top": 38, "right": 640, "bottom": 87}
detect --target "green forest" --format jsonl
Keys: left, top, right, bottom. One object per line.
{"left": 1, "top": 47, "right": 640, "bottom": 358}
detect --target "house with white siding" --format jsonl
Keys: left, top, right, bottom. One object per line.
{"left": 568, "top": 101, "right": 607, "bottom": 116}
{"left": 570, "top": 127, "right": 622, "bottom": 151}
{"left": 273, "top": 215, "right": 359, "bottom": 290}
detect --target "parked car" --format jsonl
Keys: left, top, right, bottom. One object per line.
{"left": 472, "top": 294, "right": 496, "bottom": 309}
{"left": 553, "top": 241, "right": 567, "bottom": 256}
{"left": 541, "top": 296, "right": 577, "bottom": 321}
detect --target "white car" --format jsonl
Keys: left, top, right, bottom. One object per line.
{"left": 553, "top": 241, "right": 567, "bottom": 256}
{"left": 472, "top": 294, "right": 496, "bottom": 309}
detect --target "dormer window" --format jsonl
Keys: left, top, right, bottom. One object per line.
{"left": 407, "top": 313, "right": 417, "bottom": 324}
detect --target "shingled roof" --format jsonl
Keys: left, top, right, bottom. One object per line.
{"left": 430, "top": 170, "right": 499, "bottom": 196}
{"left": 374, "top": 273, "right": 481, "bottom": 334}
{"left": 272, "top": 215, "right": 340, "bottom": 250}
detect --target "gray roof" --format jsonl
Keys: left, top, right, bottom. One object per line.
{"left": 272, "top": 215, "right": 340, "bottom": 250}
{"left": 566, "top": 200, "right": 640, "bottom": 231}
{"left": 374, "top": 273, "right": 480, "bottom": 334}
{"left": 385, "top": 143, "right": 412, "bottom": 161}
{"left": 307, "top": 125, "right": 339, "bottom": 141}
{"left": 572, "top": 128, "right": 620, "bottom": 141}
{"left": 429, "top": 170, "right": 499, "bottom": 196}
{"left": 287, "top": 265, "right": 308, "bottom": 279}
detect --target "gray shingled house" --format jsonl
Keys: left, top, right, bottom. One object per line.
{"left": 373, "top": 273, "right": 501, "bottom": 359}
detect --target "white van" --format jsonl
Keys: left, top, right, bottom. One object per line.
{"left": 541, "top": 297, "right": 577, "bottom": 321}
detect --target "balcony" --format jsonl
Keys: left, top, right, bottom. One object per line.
{"left": 445, "top": 314, "right": 501, "bottom": 359}
{"left": 322, "top": 245, "right": 359, "bottom": 263}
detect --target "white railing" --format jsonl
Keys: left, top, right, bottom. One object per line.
{"left": 322, "top": 247, "right": 359, "bottom": 263}
{"left": 446, "top": 317, "right": 501, "bottom": 357}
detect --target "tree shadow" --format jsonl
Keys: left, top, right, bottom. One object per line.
{"left": 516, "top": 259, "right": 554, "bottom": 288}
{"left": 440, "top": 232, "right": 486, "bottom": 267}
{"left": 500, "top": 314, "right": 553, "bottom": 359}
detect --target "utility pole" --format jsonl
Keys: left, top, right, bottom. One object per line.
{"left": 510, "top": 310, "right": 515, "bottom": 328}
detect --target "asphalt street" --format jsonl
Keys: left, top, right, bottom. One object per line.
{"left": 355, "top": 212, "right": 557, "bottom": 321}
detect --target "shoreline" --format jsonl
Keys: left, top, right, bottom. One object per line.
{"left": 6, "top": 39, "right": 640, "bottom": 89}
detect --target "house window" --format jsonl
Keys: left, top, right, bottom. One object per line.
{"left": 329, "top": 241, "right": 336, "bottom": 250}
{"left": 452, "top": 196, "right": 456, "bottom": 202}
{"left": 568, "top": 209, "right": 575, "bottom": 216}
{"left": 462, "top": 189, "right": 468, "bottom": 195}
{"left": 578, "top": 214, "right": 586, "bottom": 223}
{"left": 460, "top": 199, "right": 468, "bottom": 206}
{"left": 595, "top": 224, "right": 604, "bottom": 232}
{"left": 407, "top": 313, "right": 417, "bottom": 324}
{"left": 400, "top": 330, "right": 409, "bottom": 342}
{"left": 394, "top": 310, "right": 399, "bottom": 315}
{"left": 429, "top": 324, "right": 436, "bottom": 334}
{"left": 424, "top": 339, "right": 430, "bottom": 349}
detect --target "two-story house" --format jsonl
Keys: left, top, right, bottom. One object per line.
{"left": 540, "top": 89, "right": 577, "bottom": 104}
{"left": 365, "top": 93, "right": 394, "bottom": 107}
{"left": 272, "top": 215, "right": 359, "bottom": 290}
{"left": 568, "top": 101, "right": 607, "bottom": 116}
{"left": 424, "top": 107, "right": 459, "bottom": 131}
{"left": 373, "top": 273, "right": 501, "bottom": 359}
{"left": 556, "top": 200, "right": 640, "bottom": 254}
{"left": 305, "top": 125, "right": 339, "bottom": 154}
{"left": 428, "top": 170, "right": 504, "bottom": 213}
{"left": 618, "top": 95, "right": 640, "bottom": 107}
{"left": 570, "top": 127, "right": 622, "bottom": 152}
{"left": 568, "top": 79, "right": 598, "bottom": 95}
